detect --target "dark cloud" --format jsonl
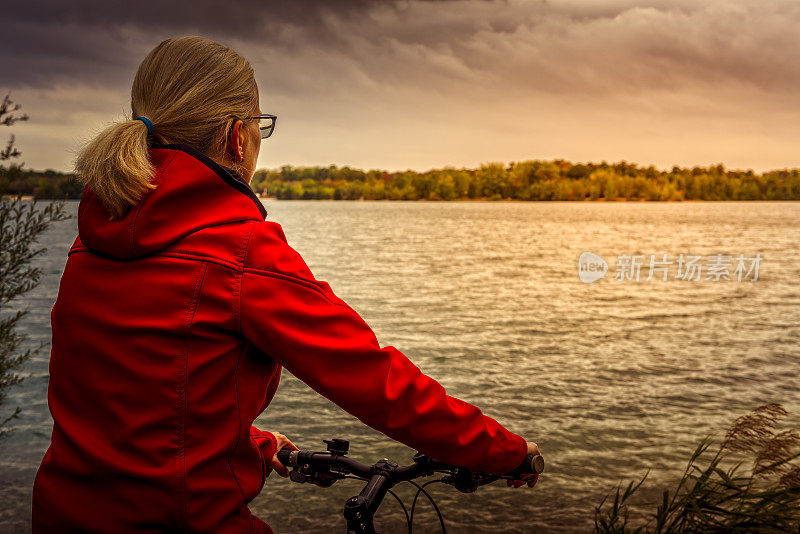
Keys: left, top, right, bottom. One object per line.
{"left": 2, "top": 1, "right": 380, "bottom": 89}
{"left": 3, "top": 0, "right": 799, "bottom": 172}
{"left": 7, "top": 1, "right": 379, "bottom": 33}
{"left": 5, "top": 0, "right": 799, "bottom": 95}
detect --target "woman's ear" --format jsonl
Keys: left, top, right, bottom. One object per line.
{"left": 227, "top": 120, "right": 244, "bottom": 162}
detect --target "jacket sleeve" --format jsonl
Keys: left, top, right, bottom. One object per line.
{"left": 239, "top": 222, "right": 528, "bottom": 475}
{"left": 250, "top": 425, "right": 278, "bottom": 478}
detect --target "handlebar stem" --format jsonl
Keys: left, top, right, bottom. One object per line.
{"left": 344, "top": 472, "right": 391, "bottom": 533}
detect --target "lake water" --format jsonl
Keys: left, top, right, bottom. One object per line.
{"left": 1, "top": 200, "right": 799, "bottom": 533}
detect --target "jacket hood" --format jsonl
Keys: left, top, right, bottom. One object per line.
{"left": 77, "top": 143, "right": 267, "bottom": 260}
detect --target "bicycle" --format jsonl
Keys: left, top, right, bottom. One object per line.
{"left": 277, "top": 438, "right": 545, "bottom": 533}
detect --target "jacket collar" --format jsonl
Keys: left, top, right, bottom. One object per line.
{"left": 77, "top": 143, "right": 267, "bottom": 260}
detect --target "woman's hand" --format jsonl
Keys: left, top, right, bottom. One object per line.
{"left": 268, "top": 431, "right": 299, "bottom": 478}
{"left": 506, "top": 441, "right": 540, "bottom": 488}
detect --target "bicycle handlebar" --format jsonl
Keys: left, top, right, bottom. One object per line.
{"left": 276, "top": 446, "right": 544, "bottom": 484}
{"left": 276, "top": 439, "right": 544, "bottom": 533}
{"left": 279, "top": 448, "right": 426, "bottom": 477}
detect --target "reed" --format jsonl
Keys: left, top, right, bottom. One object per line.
{"left": 594, "top": 404, "right": 800, "bottom": 533}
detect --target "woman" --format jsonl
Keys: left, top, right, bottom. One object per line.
{"left": 32, "top": 36, "right": 539, "bottom": 533}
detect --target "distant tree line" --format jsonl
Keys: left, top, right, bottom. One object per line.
{"left": 253, "top": 160, "right": 800, "bottom": 201}
{"left": 5, "top": 160, "right": 800, "bottom": 201}
{"left": 1, "top": 168, "right": 83, "bottom": 200}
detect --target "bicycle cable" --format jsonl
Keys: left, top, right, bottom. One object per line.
{"left": 386, "top": 488, "right": 410, "bottom": 530}
{"left": 340, "top": 474, "right": 447, "bottom": 533}
{"left": 407, "top": 479, "right": 446, "bottom": 534}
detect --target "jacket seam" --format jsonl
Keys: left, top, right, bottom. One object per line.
{"left": 226, "top": 223, "right": 255, "bottom": 499}
{"left": 178, "top": 260, "right": 208, "bottom": 531}
{"left": 66, "top": 247, "right": 241, "bottom": 273}
{"left": 68, "top": 245, "right": 341, "bottom": 312}
{"left": 233, "top": 223, "right": 256, "bottom": 333}
{"left": 72, "top": 218, "right": 259, "bottom": 260}
{"left": 156, "top": 251, "right": 241, "bottom": 271}
{"left": 67, "top": 247, "right": 339, "bottom": 310}
{"left": 243, "top": 267, "right": 340, "bottom": 305}
{"left": 237, "top": 222, "right": 257, "bottom": 266}
{"left": 227, "top": 343, "right": 248, "bottom": 502}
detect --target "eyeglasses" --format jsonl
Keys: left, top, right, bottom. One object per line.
{"left": 231, "top": 113, "right": 277, "bottom": 140}
{"left": 249, "top": 114, "right": 277, "bottom": 139}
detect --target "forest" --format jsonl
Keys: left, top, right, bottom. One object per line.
{"left": 3, "top": 159, "right": 800, "bottom": 201}
{"left": 251, "top": 160, "right": 800, "bottom": 201}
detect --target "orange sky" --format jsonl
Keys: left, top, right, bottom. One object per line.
{"left": 4, "top": 0, "right": 799, "bottom": 173}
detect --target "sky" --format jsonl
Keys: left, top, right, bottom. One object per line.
{"left": 3, "top": 0, "right": 799, "bottom": 174}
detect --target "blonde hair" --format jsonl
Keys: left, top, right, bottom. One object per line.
{"left": 74, "top": 36, "right": 259, "bottom": 219}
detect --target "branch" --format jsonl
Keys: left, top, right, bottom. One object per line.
{"left": 0, "top": 134, "right": 21, "bottom": 162}
{"left": 0, "top": 94, "right": 29, "bottom": 127}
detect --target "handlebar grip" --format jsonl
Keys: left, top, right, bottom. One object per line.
{"left": 277, "top": 448, "right": 294, "bottom": 467}
{"left": 508, "top": 454, "right": 545, "bottom": 476}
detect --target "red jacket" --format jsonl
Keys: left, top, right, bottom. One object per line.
{"left": 32, "top": 144, "right": 527, "bottom": 533}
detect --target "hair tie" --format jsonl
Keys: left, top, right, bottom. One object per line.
{"left": 135, "top": 116, "right": 154, "bottom": 135}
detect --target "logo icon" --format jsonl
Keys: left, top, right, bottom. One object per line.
{"left": 578, "top": 251, "right": 608, "bottom": 283}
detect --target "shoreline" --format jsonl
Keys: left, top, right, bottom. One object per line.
{"left": 256, "top": 196, "right": 800, "bottom": 202}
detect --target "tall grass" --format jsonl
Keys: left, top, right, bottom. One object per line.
{"left": 594, "top": 404, "right": 800, "bottom": 533}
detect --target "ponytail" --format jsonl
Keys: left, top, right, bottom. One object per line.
{"left": 74, "top": 118, "right": 157, "bottom": 220}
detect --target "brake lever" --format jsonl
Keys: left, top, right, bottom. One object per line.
{"left": 288, "top": 464, "right": 344, "bottom": 488}
{"left": 440, "top": 466, "right": 482, "bottom": 493}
